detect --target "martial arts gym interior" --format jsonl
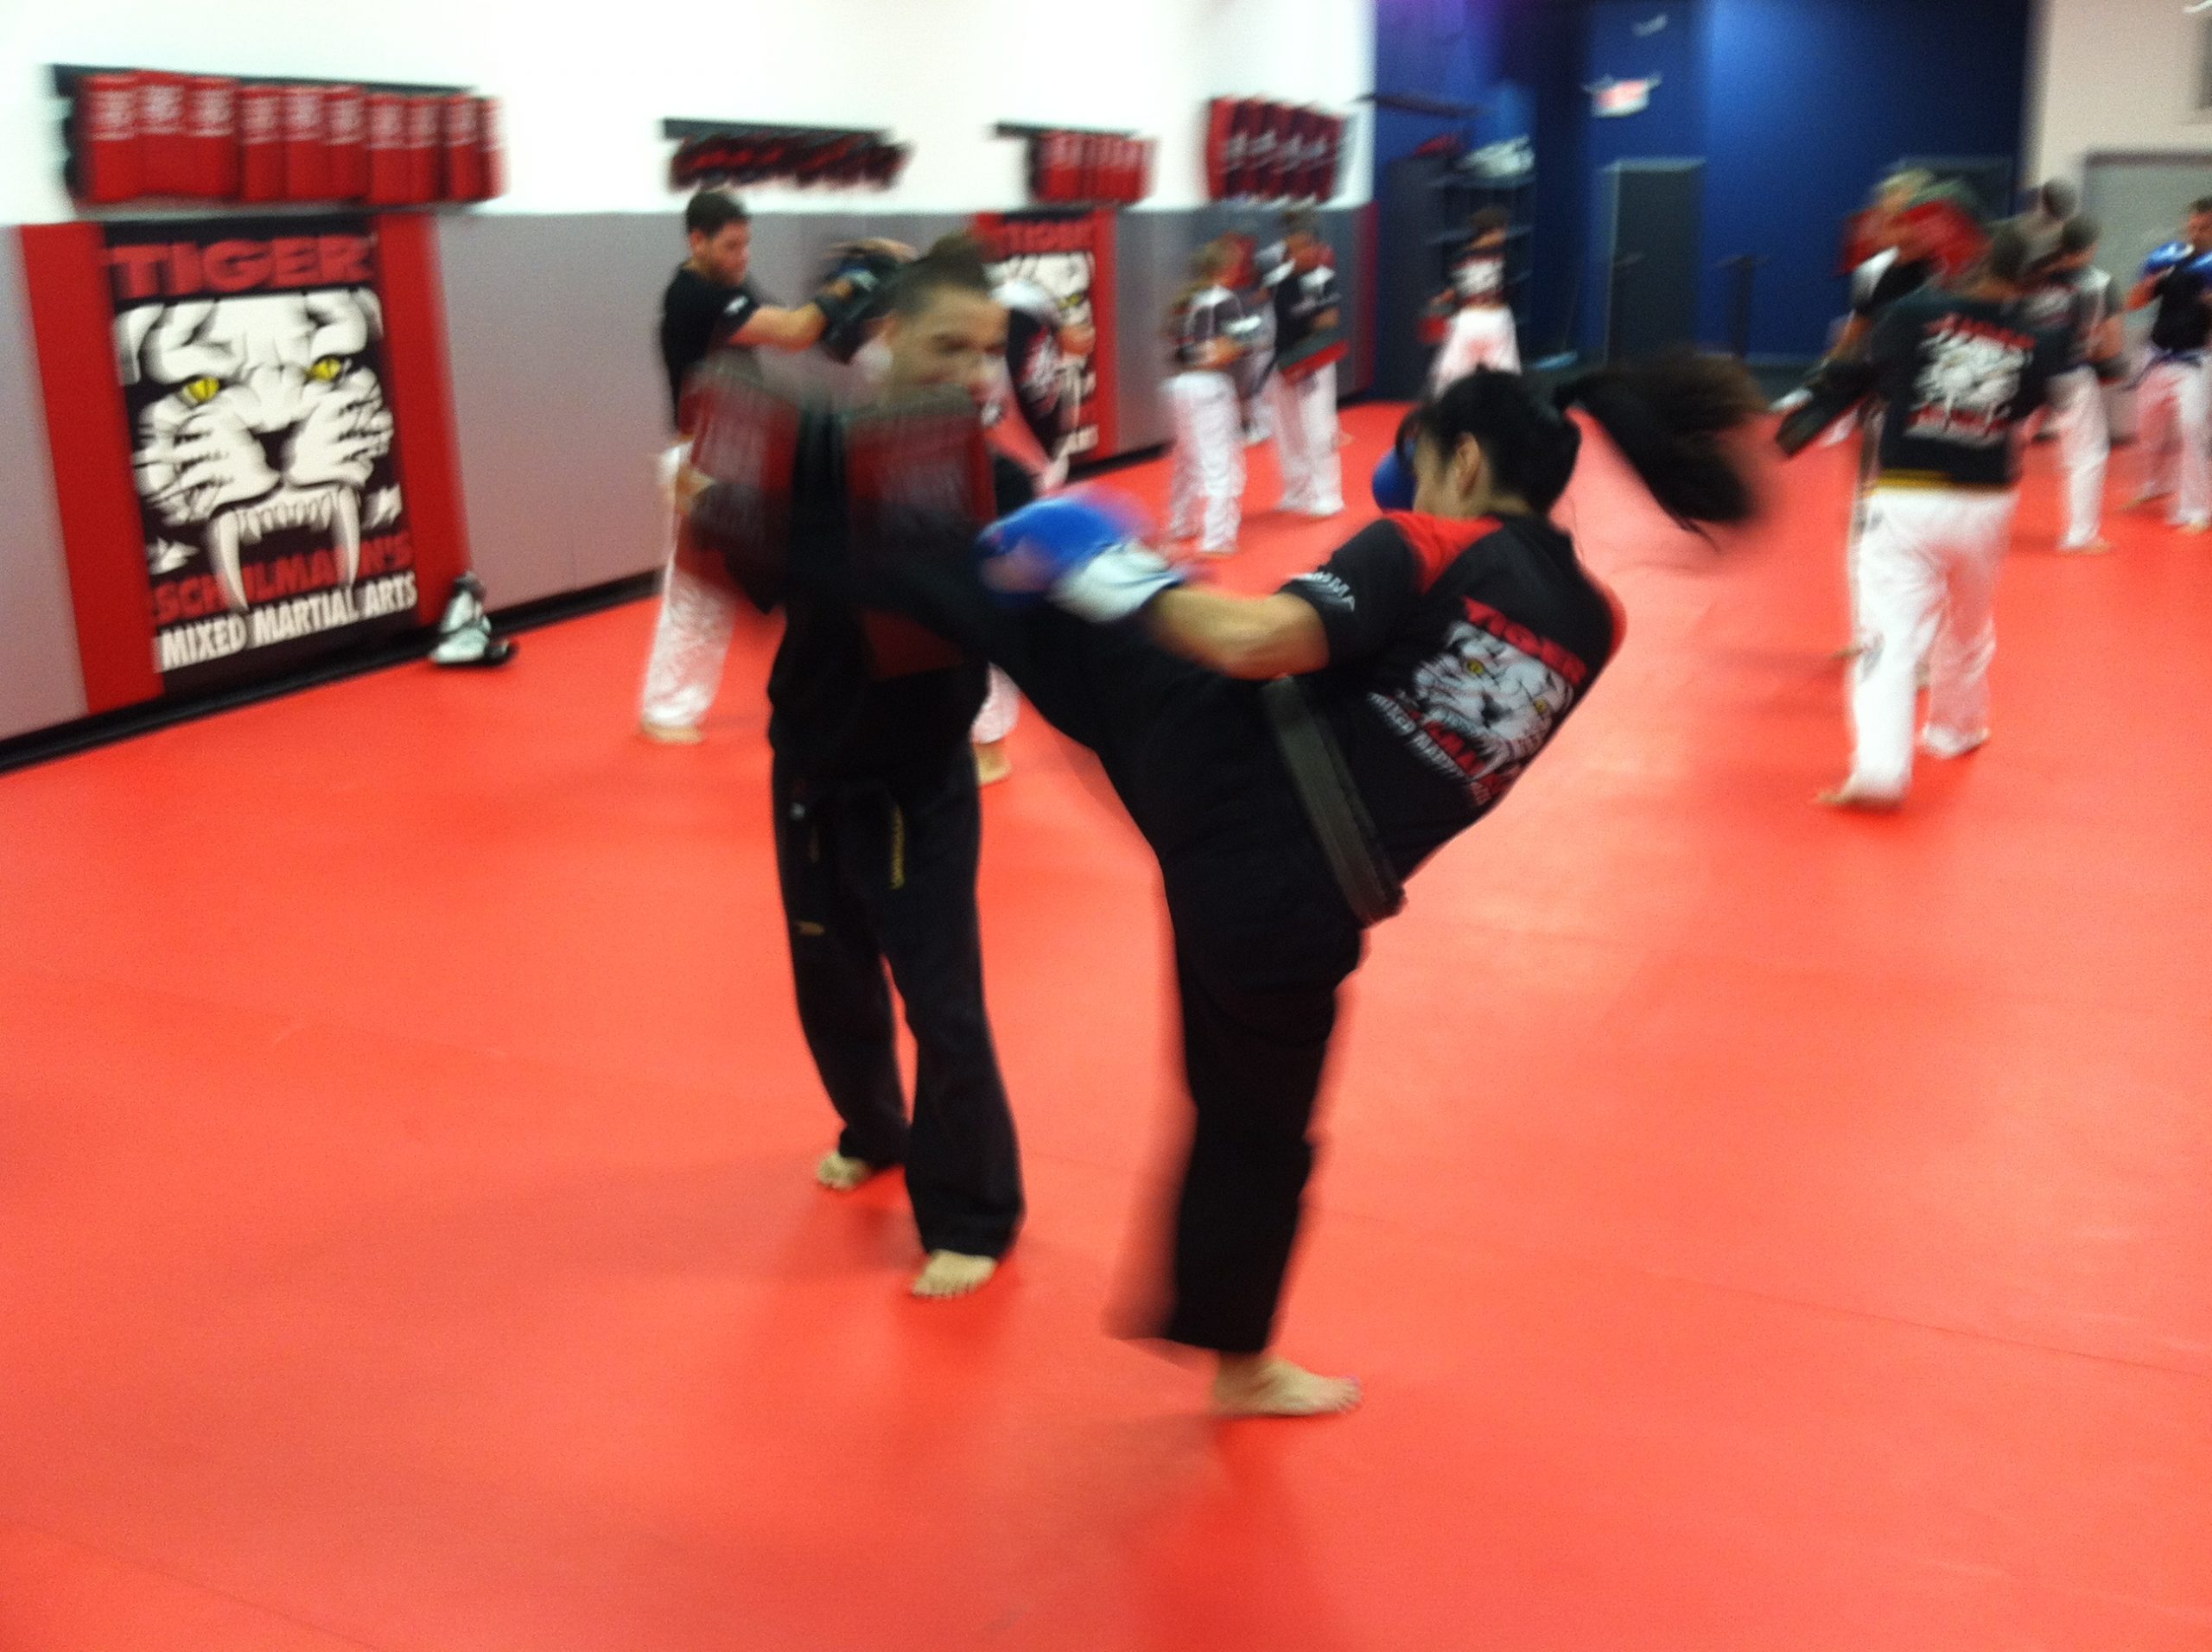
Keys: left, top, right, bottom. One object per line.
{"left": 3, "top": 2, "right": 2208, "bottom": 1648}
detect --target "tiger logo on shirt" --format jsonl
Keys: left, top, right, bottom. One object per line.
{"left": 1370, "top": 600, "right": 1582, "bottom": 807}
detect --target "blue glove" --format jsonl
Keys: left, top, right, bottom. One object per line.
{"left": 2143, "top": 239, "right": 2193, "bottom": 280}
{"left": 1371, "top": 446, "right": 1415, "bottom": 511}
{"left": 977, "top": 492, "right": 1184, "bottom": 624}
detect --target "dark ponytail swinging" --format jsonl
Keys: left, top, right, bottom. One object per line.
{"left": 1402, "top": 350, "right": 1764, "bottom": 528}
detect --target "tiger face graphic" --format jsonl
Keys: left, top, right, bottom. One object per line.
{"left": 119, "top": 290, "right": 398, "bottom": 613}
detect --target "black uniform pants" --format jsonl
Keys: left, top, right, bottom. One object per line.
{"left": 853, "top": 551, "right": 1366, "bottom": 1352}
{"left": 772, "top": 746, "right": 1024, "bottom": 1260}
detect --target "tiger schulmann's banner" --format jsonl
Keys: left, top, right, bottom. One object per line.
{"left": 105, "top": 216, "right": 420, "bottom": 692}
{"left": 973, "top": 210, "right": 1115, "bottom": 462}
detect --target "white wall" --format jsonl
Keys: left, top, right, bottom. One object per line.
{"left": 2027, "top": 0, "right": 2212, "bottom": 179}
{"left": 0, "top": 0, "right": 1374, "bottom": 223}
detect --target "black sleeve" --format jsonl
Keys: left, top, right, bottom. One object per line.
{"left": 1277, "top": 521, "right": 1424, "bottom": 666}
{"left": 712, "top": 284, "right": 765, "bottom": 350}
{"left": 1866, "top": 302, "right": 1916, "bottom": 379}
{"left": 990, "top": 454, "right": 1037, "bottom": 519}
{"left": 658, "top": 279, "right": 721, "bottom": 428}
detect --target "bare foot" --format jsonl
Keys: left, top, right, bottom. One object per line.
{"left": 1919, "top": 727, "right": 1989, "bottom": 759}
{"left": 974, "top": 740, "right": 1013, "bottom": 788}
{"left": 912, "top": 1251, "right": 998, "bottom": 1299}
{"left": 816, "top": 1152, "right": 882, "bottom": 1192}
{"left": 1818, "top": 782, "right": 1905, "bottom": 811}
{"left": 639, "top": 721, "right": 703, "bottom": 745}
{"left": 1828, "top": 643, "right": 1862, "bottom": 662}
{"left": 2056, "top": 538, "right": 2112, "bottom": 556}
{"left": 1211, "top": 1354, "right": 1362, "bottom": 1418}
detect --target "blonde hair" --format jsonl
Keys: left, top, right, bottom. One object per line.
{"left": 1166, "top": 238, "right": 1237, "bottom": 335}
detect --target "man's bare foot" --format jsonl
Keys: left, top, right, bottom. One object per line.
{"left": 2056, "top": 537, "right": 2112, "bottom": 556}
{"left": 816, "top": 1151, "right": 883, "bottom": 1192}
{"left": 1211, "top": 1354, "right": 1362, "bottom": 1418}
{"left": 1919, "top": 726, "right": 1989, "bottom": 759}
{"left": 640, "top": 720, "right": 703, "bottom": 745}
{"left": 974, "top": 740, "right": 1013, "bottom": 787}
{"left": 912, "top": 1251, "right": 997, "bottom": 1299}
{"left": 1818, "top": 781, "right": 1905, "bottom": 810}
{"left": 1828, "top": 643, "right": 1863, "bottom": 662}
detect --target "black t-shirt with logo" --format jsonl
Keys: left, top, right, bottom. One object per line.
{"left": 1867, "top": 290, "right": 2069, "bottom": 488}
{"left": 1273, "top": 263, "right": 1341, "bottom": 356}
{"left": 658, "top": 265, "right": 765, "bottom": 427}
{"left": 2015, "top": 267, "right": 2113, "bottom": 371}
{"left": 2148, "top": 251, "right": 2212, "bottom": 355}
{"left": 1172, "top": 285, "right": 1244, "bottom": 372}
{"left": 1452, "top": 248, "right": 1507, "bottom": 306}
{"left": 1280, "top": 511, "right": 1624, "bottom": 877}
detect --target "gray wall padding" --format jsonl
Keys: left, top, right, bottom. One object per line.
{"left": 435, "top": 207, "right": 1373, "bottom": 613}
{"left": 0, "top": 206, "right": 1372, "bottom": 747}
{"left": 0, "top": 236, "right": 90, "bottom": 741}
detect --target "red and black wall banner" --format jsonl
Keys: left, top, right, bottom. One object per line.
{"left": 972, "top": 209, "right": 1118, "bottom": 463}
{"left": 20, "top": 213, "right": 473, "bottom": 712}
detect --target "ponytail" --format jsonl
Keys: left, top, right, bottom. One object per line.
{"left": 1555, "top": 351, "right": 1764, "bottom": 526}
{"left": 1406, "top": 353, "right": 1761, "bottom": 528}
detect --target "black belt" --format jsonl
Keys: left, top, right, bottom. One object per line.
{"left": 1261, "top": 677, "right": 1405, "bottom": 928}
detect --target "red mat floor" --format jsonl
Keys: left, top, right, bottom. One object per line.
{"left": 1, "top": 403, "right": 2207, "bottom": 1651}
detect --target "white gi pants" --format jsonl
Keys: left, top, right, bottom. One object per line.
{"left": 1268, "top": 365, "right": 1344, "bottom": 514}
{"left": 2133, "top": 354, "right": 2212, "bottom": 527}
{"left": 1167, "top": 371, "right": 1245, "bottom": 554}
{"left": 1429, "top": 306, "right": 1522, "bottom": 394}
{"left": 639, "top": 442, "right": 740, "bottom": 732}
{"left": 2045, "top": 368, "right": 2110, "bottom": 549}
{"left": 1846, "top": 486, "right": 2017, "bottom": 799}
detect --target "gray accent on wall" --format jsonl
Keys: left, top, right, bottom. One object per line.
{"left": 432, "top": 209, "right": 979, "bottom": 607}
{"left": 2, "top": 206, "right": 1376, "bottom": 749}
{"left": 0, "top": 235, "right": 90, "bottom": 741}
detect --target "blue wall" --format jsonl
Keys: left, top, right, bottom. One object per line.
{"left": 1577, "top": 1, "right": 1712, "bottom": 356}
{"left": 1700, "top": 0, "right": 2031, "bottom": 357}
{"left": 1376, "top": 0, "right": 2034, "bottom": 365}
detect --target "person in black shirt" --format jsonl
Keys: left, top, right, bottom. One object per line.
{"left": 1267, "top": 209, "right": 1346, "bottom": 516}
{"left": 640, "top": 192, "right": 892, "bottom": 743}
{"left": 1813, "top": 226, "right": 2070, "bottom": 808}
{"left": 703, "top": 237, "right": 1032, "bottom": 1301}
{"left": 2125, "top": 198, "right": 2212, "bottom": 530}
{"left": 798, "top": 353, "right": 1760, "bottom": 1414}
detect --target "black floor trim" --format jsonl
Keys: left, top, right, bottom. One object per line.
{"left": 0, "top": 571, "right": 660, "bottom": 777}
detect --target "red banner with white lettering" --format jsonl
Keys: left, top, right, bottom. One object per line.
{"left": 971, "top": 209, "right": 1119, "bottom": 462}
{"left": 103, "top": 215, "right": 421, "bottom": 693}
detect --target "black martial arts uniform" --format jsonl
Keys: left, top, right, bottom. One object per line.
{"left": 852, "top": 508, "right": 1624, "bottom": 1351}
{"left": 767, "top": 452, "right": 1035, "bottom": 1261}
